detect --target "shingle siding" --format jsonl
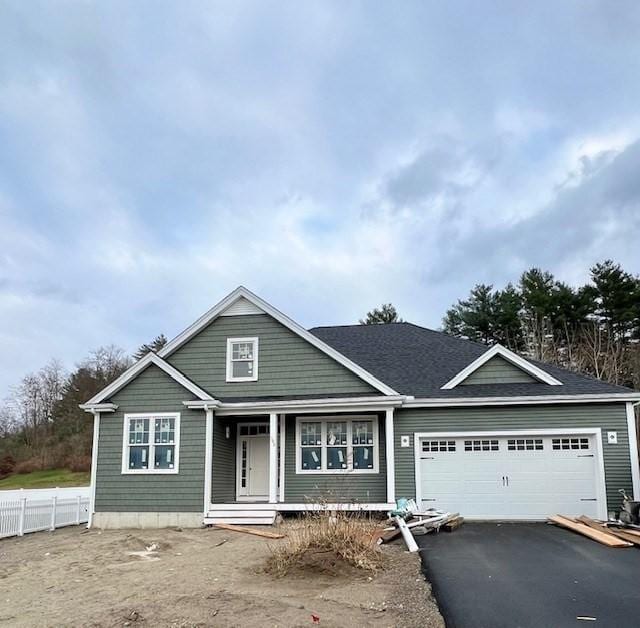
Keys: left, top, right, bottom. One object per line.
{"left": 461, "top": 355, "right": 538, "bottom": 385}
{"left": 394, "top": 403, "right": 633, "bottom": 512}
{"left": 95, "top": 365, "right": 205, "bottom": 513}
{"left": 167, "top": 314, "right": 378, "bottom": 399}
{"left": 283, "top": 415, "right": 387, "bottom": 502}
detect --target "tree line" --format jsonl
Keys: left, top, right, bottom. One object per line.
{"left": 442, "top": 260, "right": 640, "bottom": 389}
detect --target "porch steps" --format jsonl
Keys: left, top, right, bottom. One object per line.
{"left": 205, "top": 504, "right": 277, "bottom": 526}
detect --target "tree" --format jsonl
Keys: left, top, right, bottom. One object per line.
{"left": 442, "top": 284, "right": 500, "bottom": 345}
{"left": 360, "top": 304, "right": 403, "bottom": 324}
{"left": 134, "top": 334, "right": 168, "bottom": 360}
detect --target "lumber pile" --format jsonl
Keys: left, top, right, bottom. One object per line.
{"left": 379, "top": 510, "right": 461, "bottom": 552}
{"left": 548, "top": 515, "right": 634, "bottom": 548}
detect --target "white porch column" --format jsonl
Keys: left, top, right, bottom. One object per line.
{"left": 88, "top": 411, "right": 101, "bottom": 528}
{"left": 203, "top": 407, "right": 214, "bottom": 513}
{"left": 626, "top": 402, "right": 640, "bottom": 500}
{"left": 279, "top": 414, "right": 286, "bottom": 502}
{"left": 385, "top": 408, "right": 396, "bottom": 505}
{"left": 269, "top": 412, "right": 278, "bottom": 503}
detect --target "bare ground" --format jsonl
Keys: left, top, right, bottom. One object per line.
{"left": 0, "top": 524, "right": 444, "bottom": 628}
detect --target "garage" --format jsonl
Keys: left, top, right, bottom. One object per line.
{"left": 416, "top": 430, "right": 606, "bottom": 520}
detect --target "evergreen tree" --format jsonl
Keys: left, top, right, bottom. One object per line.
{"left": 134, "top": 334, "right": 168, "bottom": 360}
{"left": 360, "top": 304, "right": 402, "bottom": 324}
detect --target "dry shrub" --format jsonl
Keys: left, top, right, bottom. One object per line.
{"left": 14, "top": 459, "right": 42, "bottom": 474}
{"left": 265, "top": 509, "right": 385, "bottom": 578}
{"left": 65, "top": 454, "right": 92, "bottom": 472}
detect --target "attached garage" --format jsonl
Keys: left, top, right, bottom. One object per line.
{"left": 415, "top": 430, "right": 607, "bottom": 520}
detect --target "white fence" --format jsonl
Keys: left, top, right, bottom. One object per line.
{"left": 0, "top": 486, "right": 90, "bottom": 539}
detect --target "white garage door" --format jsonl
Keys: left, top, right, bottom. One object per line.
{"left": 418, "top": 433, "right": 602, "bottom": 520}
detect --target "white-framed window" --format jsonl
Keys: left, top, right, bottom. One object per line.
{"left": 226, "top": 337, "right": 259, "bottom": 382}
{"left": 295, "top": 415, "right": 379, "bottom": 474}
{"left": 121, "top": 413, "right": 180, "bottom": 474}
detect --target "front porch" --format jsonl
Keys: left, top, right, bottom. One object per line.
{"left": 197, "top": 401, "right": 399, "bottom": 524}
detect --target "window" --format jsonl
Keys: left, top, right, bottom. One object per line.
{"left": 422, "top": 440, "right": 456, "bottom": 453}
{"left": 552, "top": 437, "right": 590, "bottom": 451}
{"left": 296, "top": 416, "right": 379, "bottom": 473}
{"left": 464, "top": 439, "right": 499, "bottom": 452}
{"left": 226, "top": 337, "right": 259, "bottom": 382}
{"left": 507, "top": 438, "right": 543, "bottom": 451}
{"left": 122, "top": 413, "right": 180, "bottom": 474}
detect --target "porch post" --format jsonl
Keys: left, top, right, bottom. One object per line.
{"left": 88, "top": 411, "right": 100, "bottom": 528}
{"left": 203, "top": 407, "right": 214, "bottom": 514}
{"left": 278, "top": 414, "right": 285, "bottom": 502}
{"left": 269, "top": 412, "right": 278, "bottom": 503}
{"left": 385, "top": 408, "right": 395, "bottom": 505}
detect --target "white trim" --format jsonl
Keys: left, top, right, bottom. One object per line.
{"left": 157, "top": 286, "right": 399, "bottom": 396}
{"left": 441, "top": 344, "right": 563, "bottom": 389}
{"left": 295, "top": 415, "right": 380, "bottom": 474}
{"left": 88, "top": 411, "right": 100, "bottom": 528}
{"left": 204, "top": 408, "right": 214, "bottom": 514}
{"left": 121, "top": 412, "right": 181, "bottom": 475}
{"left": 626, "top": 402, "right": 640, "bottom": 500}
{"left": 226, "top": 336, "right": 259, "bottom": 382}
{"left": 219, "top": 296, "right": 264, "bottom": 316}
{"left": 269, "top": 412, "right": 278, "bottom": 503}
{"left": 403, "top": 393, "right": 640, "bottom": 408}
{"left": 79, "top": 403, "right": 117, "bottom": 413}
{"left": 235, "top": 422, "right": 270, "bottom": 500}
{"left": 413, "top": 428, "right": 608, "bottom": 521}
{"left": 385, "top": 408, "right": 395, "bottom": 504}
{"left": 85, "top": 353, "right": 215, "bottom": 405}
{"left": 278, "top": 414, "right": 285, "bottom": 503}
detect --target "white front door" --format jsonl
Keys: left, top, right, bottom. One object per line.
{"left": 247, "top": 437, "right": 269, "bottom": 497}
{"left": 418, "top": 433, "right": 602, "bottom": 520}
{"left": 237, "top": 423, "right": 270, "bottom": 500}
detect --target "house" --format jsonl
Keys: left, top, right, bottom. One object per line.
{"left": 81, "top": 287, "right": 640, "bottom": 527}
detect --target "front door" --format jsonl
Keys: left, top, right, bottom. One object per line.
{"left": 237, "top": 423, "right": 270, "bottom": 501}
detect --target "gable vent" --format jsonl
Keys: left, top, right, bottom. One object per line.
{"left": 219, "top": 296, "right": 265, "bottom": 317}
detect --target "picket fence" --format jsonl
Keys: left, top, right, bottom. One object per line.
{"left": 0, "top": 487, "right": 90, "bottom": 539}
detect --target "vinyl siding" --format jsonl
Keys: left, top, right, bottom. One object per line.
{"left": 283, "top": 415, "right": 387, "bottom": 502}
{"left": 211, "top": 417, "right": 236, "bottom": 503}
{"left": 394, "top": 403, "right": 632, "bottom": 511}
{"left": 96, "top": 365, "right": 205, "bottom": 512}
{"left": 461, "top": 355, "right": 538, "bottom": 385}
{"left": 166, "top": 314, "right": 378, "bottom": 398}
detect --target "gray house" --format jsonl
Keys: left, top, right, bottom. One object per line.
{"left": 81, "top": 287, "right": 640, "bottom": 527}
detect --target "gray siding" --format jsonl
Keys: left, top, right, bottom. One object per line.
{"left": 212, "top": 417, "right": 236, "bottom": 503}
{"left": 394, "top": 403, "right": 632, "bottom": 511}
{"left": 462, "top": 355, "right": 538, "bottom": 385}
{"left": 167, "top": 314, "right": 378, "bottom": 398}
{"left": 96, "top": 365, "right": 205, "bottom": 512}
{"left": 284, "top": 415, "right": 387, "bottom": 502}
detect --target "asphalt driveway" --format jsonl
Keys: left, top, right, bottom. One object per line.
{"left": 417, "top": 522, "right": 640, "bottom": 628}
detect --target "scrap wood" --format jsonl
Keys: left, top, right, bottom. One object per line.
{"left": 577, "top": 516, "right": 640, "bottom": 546}
{"left": 548, "top": 516, "right": 632, "bottom": 548}
{"left": 213, "top": 523, "right": 285, "bottom": 539}
{"left": 443, "top": 516, "right": 465, "bottom": 532}
{"left": 394, "top": 516, "right": 419, "bottom": 552}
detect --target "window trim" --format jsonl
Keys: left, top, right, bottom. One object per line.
{"left": 226, "top": 337, "right": 259, "bottom": 382}
{"left": 121, "top": 412, "right": 181, "bottom": 475}
{"left": 295, "top": 415, "right": 379, "bottom": 475}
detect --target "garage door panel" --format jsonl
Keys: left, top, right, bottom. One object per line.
{"left": 418, "top": 433, "right": 601, "bottom": 520}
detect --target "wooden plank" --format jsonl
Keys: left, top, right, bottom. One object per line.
{"left": 577, "top": 516, "right": 640, "bottom": 547}
{"left": 443, "top": 516, "right": 465, "bottom": 532}
{"left": 548, "top": 516, "right": 632, "bottom": 548}
{"left": 212, "top": 523, "right": 285, "bottom": 539}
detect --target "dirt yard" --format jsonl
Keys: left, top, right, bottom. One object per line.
{"left": 0, "top": 524, "right": 443, "bottom": 627}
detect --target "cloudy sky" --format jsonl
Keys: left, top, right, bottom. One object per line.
{"left": 1, "top": 1, "right": 640, "bottom": 396}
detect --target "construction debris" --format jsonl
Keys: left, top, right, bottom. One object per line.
{"left": 213, "top": 523, "right": 285, "bottom": 539}
{"left": 443, "top": 516, "right": 464, "bottom": 532}
{"left": 548, "top": 515, "right": 632, "bottom": 547}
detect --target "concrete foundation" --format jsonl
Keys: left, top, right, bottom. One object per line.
{"left": 92, "top": 512, "right": 203, "bottom": 529}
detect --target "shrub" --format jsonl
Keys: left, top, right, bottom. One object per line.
{"left": 0, "top": 454, "right": 16, "bottom": 478}
{"left": 265, "top": 509, "right": 385, "bottom": 577}
{"left": 65, "top": 454, "right": 92, "bottom": 472}
{"left": 14, "top": 459, "right": 41, "bottom": 474}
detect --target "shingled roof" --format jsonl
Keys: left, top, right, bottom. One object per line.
{"left": 309, "top": 322, "right": 634, "bottom": 398}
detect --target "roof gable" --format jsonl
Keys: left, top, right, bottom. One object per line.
{"left": 158, "top": 287, "right": 398, "bottom": 396}
{"left": 441, "top": 344, "right": 563, "bottom": 389}
{"left": 460, "top": 354, "right": 538, "bottom": 385}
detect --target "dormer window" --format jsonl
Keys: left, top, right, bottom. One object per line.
{"left": 226, "top": 337, "right": 259, "bottom": 382}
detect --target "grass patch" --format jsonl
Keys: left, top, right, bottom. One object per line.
{"left": 0, "top": 469, "right": 91, "bottom": 489}
{"left": 265, "top": 510, "right": 385, "bottom": 578}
